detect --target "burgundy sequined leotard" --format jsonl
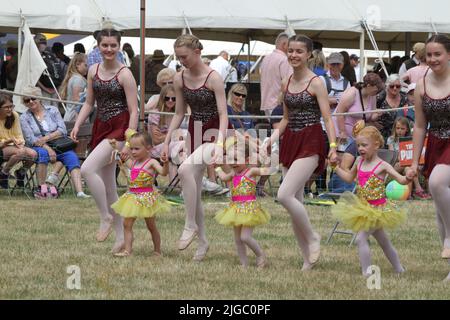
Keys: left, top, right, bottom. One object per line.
{"left": 421, "top": 69, "right": 450, "bottom": 177}
{"left": 90, "top": 64, "right": 130, "bottom": 149}
{"left": 182, "top": 70, "right": 232, "bottom": 152}
{"left": 279, "top": 75, "right": 327, "bottom": 172}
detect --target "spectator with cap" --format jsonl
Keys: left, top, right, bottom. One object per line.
{"left": 398, "top": 42, "right": 425, "bottom": 79}
{"left": 260, "top": 32, "right": 293, "bottom": 117}
{"left": 144, "top": 49, "right": 167, "bottom": 101}
{"left": 34, "top": 33, "right": 64, "bottom": 107}
{"left": 321, "top": 52, "right": 351, "bottom": 111}
{"left": 0, "top": 40, "right": 19, "bottom": 91}
{"left": 350, "top": 54, "right": 361, "bottom": 82}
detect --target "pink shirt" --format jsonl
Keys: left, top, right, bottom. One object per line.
{"left": 260, "top": 49, "right": 292, "bottom": 111}
{"left": 404, "top": 65, "right": 429, "bottom": 85}
{"left": 337, "top": 87, "right": 376, "bottom": 138}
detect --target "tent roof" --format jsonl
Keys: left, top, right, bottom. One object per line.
{"left": 1, "top": 0, "right": 449, "bottom": 50}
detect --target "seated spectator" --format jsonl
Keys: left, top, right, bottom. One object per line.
{"left": 387, "top": 117, "right": 430, "bottom": 199}
{"left": 19, "top": 86, "right": 89, "bottom": 199}
{"left": 226, "top": 83, "right": 254, "bottom": 131}
{"left": 0, "top": 93, "right": 37, "bottom": 188}
{"left": 148, "top": 84, "right": 227, "bottom": 195}
{"left": 375, "top": 74, "right": 409, "bottom": 141}
{"left": 398, "top": 83, "right": 416, "bottom": 122}
{"left": 59, "top": 53, "right": 88, "bottom": 122}
{"left": 145, "top": 68, "right": 176, "bottom": 112}
{"left": 328, "top": 120, "right": 363, "bottom": 193}
{"left": 148, "top": 84, "right": 186, "bottom": 182}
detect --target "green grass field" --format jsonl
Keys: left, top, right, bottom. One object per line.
{"left": 0, "top": 189, "right": 449, "bottom": 299}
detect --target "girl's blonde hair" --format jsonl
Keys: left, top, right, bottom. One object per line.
{"left": 156, "top": 84, "right": 175, "bottom": 127}
{"left": 357, "top": 126, "right": 384, "bottom": 148}
{"left": 156, "top": 68, "right": 176, "bottom": 87}
{"left": 130, "top": 132, "right": 153, "bottom": 148}
{"left": 391, "top": 116, "right": 411, "bottom": 140}
{"left": 59, "top": 52, "right": 86, "bottom": 100}
{"left": 308, "top": 49, "right": 326, "bottom": 70}
{"left": 173, "top": 34, "right": 203, "bottom": 50}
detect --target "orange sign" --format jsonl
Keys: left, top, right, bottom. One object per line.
{"left": 398, "top": 137, "right": 427, "bottom": 167}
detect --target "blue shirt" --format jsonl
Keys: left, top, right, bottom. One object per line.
{"left": 227, "top": 105, "right": 255, "bottom": 131}
{"left": 87, "top": 47, "right": 125, "bottom": 69}
{"left": 20, "top": 105, "right": 67, "bottom": 146}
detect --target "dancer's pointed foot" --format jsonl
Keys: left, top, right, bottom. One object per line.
{"left": 177, "top": 228, "right": 198, "bottom": 250}
{"left": 96, "top": 218, "right": 113, "bottom": 242}
{"left": 256, "top": 254, "right": 267, "bottom": 268}
{"left": 193, "top": 242, "right": 209, "bottom": 262}
{"left": 308, "top": 232, "right": 321, "bottom": 265}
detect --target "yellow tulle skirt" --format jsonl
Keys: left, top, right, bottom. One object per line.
{"left": 215, "top": 201, "right": 270, "bottom": 227}
{"left": 331, "top": 192, "right": 406, "bottom": 232}
{"left": 111, "top": 190, "right": 171, "bottom": 218}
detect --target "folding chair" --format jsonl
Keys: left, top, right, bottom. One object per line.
{"left": 326, "top": 149, "right": 399, "bottom": 245}
{"left": 57, "top": 122, "right": 92, "bottom": 195}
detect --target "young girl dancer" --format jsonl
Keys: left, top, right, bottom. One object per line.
{"left": 265, "top": 34, "right": 338, "bottom": 270}
{"left": 406, "top": 34, "right": 450, "bottom": 281}
{"left": 71, "top": 28, "right": 138, "bottom": 253}
{"left": 160, "top": 34, "right": 231, "bottom": 261}
{"left": 215, "top": 138, "right": 272, "bottom": 268}
{"left": 333, "top": 126, "right": 410, "bottom": 277}
{"left": 111, "top": 133, "right": 170, "bottom": 257}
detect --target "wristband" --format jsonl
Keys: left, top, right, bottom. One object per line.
{"left": 329, "top": 142, "right": 338, "bottom": 148}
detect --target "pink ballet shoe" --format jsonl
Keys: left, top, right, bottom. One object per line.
{"left": 256, "top": 254, "right": 267, "bottom": 268}
{"left": 177, "top": 228, "right": 198, "bottom": 250}
{"left": 192, "top": 244, "right": 209, "bottom": 262}
{"left": 441, "top": 248, "right": 450, "bottom": 259}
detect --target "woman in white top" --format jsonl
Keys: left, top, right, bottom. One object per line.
{"left": 59, "top": 53, "right": 88, "bottom": 122}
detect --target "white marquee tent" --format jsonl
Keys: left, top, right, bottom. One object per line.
{"left": 1, "top": 0, "right": 449, "bottom": 50}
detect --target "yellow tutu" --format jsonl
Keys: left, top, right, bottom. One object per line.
{"left": 215, "top": 201, "right": 270, "bottom": 227}
{"left": 111, "top": 190, "right": 170, "bottom": 218}
{"left": 331, "top": 192, "right": 406, "bottom": 232}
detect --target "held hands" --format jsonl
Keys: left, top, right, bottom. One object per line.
{"left": 160, "top": 143, "right": 169, "bottom": 163}
{"left": 120, "top": 143, "right": 131, "bottom": 162}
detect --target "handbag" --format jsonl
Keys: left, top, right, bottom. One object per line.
{"left": 31, "top": 112, "right": 77, "bottom": 154}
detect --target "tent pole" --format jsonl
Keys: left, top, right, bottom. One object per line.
{"left": 405, "top": 32, "right": 411, "bottom": 57}
{"left": 139, "top": 0, "right": 146, "bottom": 131}
{"left": 359, "top": 31, "right": 365, "bottom": 81}
{"left": 247, "top": 35, "right": 251, "bottom": 84}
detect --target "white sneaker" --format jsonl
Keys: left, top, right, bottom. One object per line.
{"left": 211, "top": 187, "right": 230, "bottom": 196}
{"left": 46, "top": 173, "right": 59, "bottom": 186}
{"left": 201, "top": 177, "right": 222, "bottom": 193}
{"left": 77, "top": 191, "right": 91, "bottom": 199}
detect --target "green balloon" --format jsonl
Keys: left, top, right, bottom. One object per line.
{"left": 386, "top": 180, "right": 410, "bottom": 200}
